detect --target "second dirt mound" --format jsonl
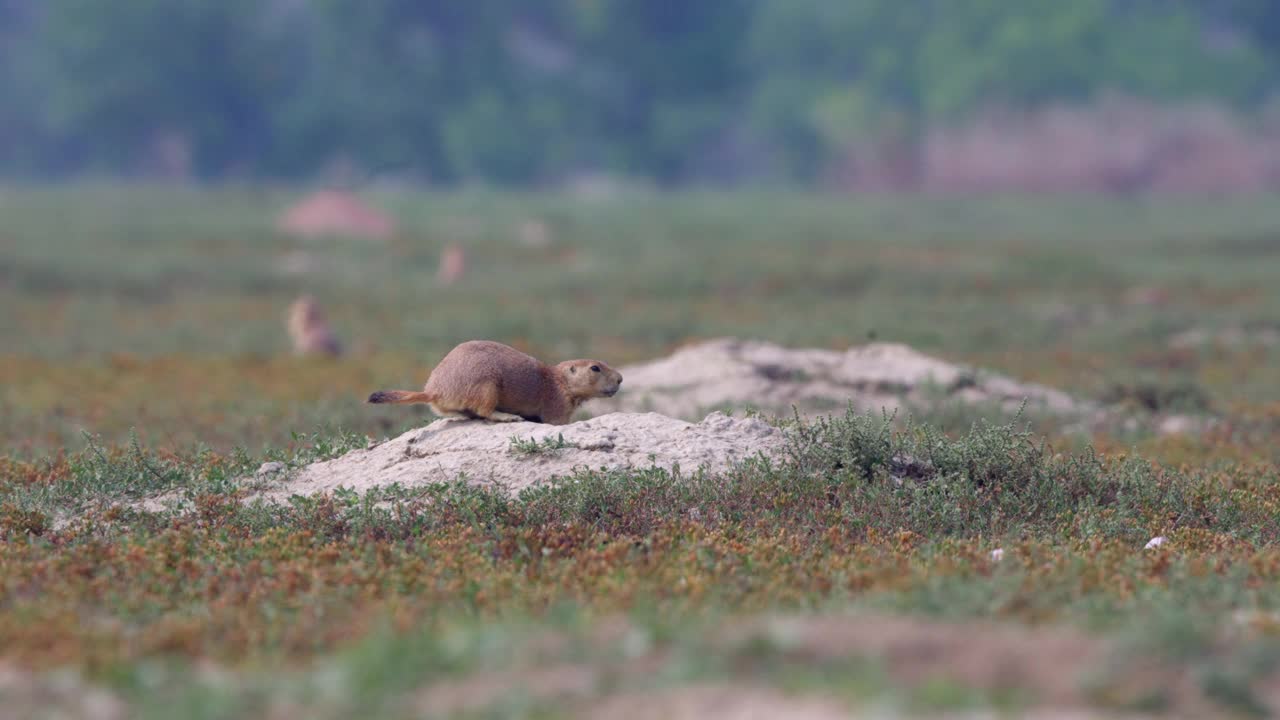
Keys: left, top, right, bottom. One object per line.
{"left": 589, "top": 338, "right": 1087, "bottom": 421}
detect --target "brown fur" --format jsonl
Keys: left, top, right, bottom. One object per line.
{"left": 287, "top": 295, "right": 343, "bottom": 357}
{"left": 366, "top": 340, "right": 622, "bottom": 425}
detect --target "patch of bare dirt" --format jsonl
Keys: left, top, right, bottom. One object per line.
{"left": 916, "top": 98, "right": 1280, "bottom": 195}
{"left": 639, "top": 613, "right": 1203, "bottom": 719}
{"left": 581, "top": 684, "right": 854, "bottom": 720}
{"left": 574, "top": 612, "right": 1182, "bottom": 718}
{"left": 735, "top": 615, "right": 1105, "bottom": 708}
{"left": 416, "top": 664, "right": 598, "bottom": 717}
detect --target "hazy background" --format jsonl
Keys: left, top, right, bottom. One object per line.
{"left": 9, "top": 8, "right": 1280, "bottom": 715}
{"left": 3, "top": 0, "right": 1280, "bottom": 192}
{"left": 6, "top": 0, "right": 1280, "bottom": 455}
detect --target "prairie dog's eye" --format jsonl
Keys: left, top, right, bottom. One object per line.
{"left": 590, "top": 365, "right": 601, "bottom": 372}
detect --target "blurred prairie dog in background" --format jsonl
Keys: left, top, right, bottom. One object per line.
{"left": 287, "top": 295, "right": 343, "bottom": 357}
{"left": 437, "top": 243, "right": 467, "bottom": 285}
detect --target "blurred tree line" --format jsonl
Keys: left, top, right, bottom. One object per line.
{"left": 1, "top": 0, "right": 1278, "bottom": 184}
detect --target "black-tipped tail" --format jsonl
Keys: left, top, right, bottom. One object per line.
{"left": 366, "top": 390, "right": 432, "bottom": 405}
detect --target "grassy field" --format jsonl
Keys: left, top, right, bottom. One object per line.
{"left": 4, "top": 187, "right": 1280, "bottom": 717}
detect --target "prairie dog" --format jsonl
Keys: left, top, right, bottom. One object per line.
{"left": 287, "top": 295, "right": 343, "bottom": 357}
{"left": 437, "top": 243, "right": 467, "bottom": 285}
{"left": 367, "top": 340, "right": 622, "bottom": 425}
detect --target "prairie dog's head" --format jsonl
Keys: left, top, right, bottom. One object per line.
{"left": 557, "top": 359, "right": 623, "bottom": 399}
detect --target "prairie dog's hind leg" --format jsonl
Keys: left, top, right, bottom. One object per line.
{"left": 467, "top": 382, "right": 505, "bottom": 421}
{"left": 487, "top": 411, "right": 525, "bottom": 422}
{"left": 429, "top": 403, "right": 473, "bottom": 421}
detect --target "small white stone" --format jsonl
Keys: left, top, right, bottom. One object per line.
{"left": 1157, "top": 415, "right": 1200, "bottom": 437}
{"left": 989, "top": 548, "right": 1004, "bottom": 562}
{"left": 1144, "top": 536, "right": 1168, "bottom": 549}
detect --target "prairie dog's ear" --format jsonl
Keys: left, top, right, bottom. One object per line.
{"left": 569, "top": 365, "right": 577, "bottom": 374}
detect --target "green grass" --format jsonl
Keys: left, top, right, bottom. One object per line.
{"left": 5, "top": 187, "right": 1280, "bottom": 716}
{"left": 4, "top": 411, "right": 1280, "bottom": 716}
{"left": 509, "top": 433, "right": 578, "bottom": 455}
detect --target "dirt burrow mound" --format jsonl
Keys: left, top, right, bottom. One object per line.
{"left": 589, "top": 338, "right": 1088, "bottom": 421}
{"left": 259, "top": 411, "right": 785, "bottom": 502}
{"left": 276, "top": 190, "right": 396, "bottom": 240}
{"left": 258, "top": 339, "right": 1202, "bottom": 503}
